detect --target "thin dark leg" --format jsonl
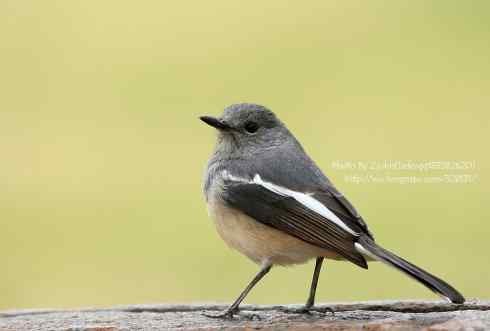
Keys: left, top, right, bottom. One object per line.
{"left": 304, "top": 257, "right": 324, "bottom": 309}
{"left": 280, "top": 257, "right": 326, "bottom": 314}
{"left": 203, "top": 263, "right": 272, "bottom": 319}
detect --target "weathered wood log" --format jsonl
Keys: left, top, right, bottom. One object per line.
{"left": 1, "top": 300, "right": 489, "bottom": 330}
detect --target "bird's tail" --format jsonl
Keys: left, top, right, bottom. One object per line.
{"left": 355, "top": 236, "right": 465, "bottom": 304}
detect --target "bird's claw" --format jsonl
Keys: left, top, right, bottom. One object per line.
{"left": 202, "top": 308, "right": 260, "bottom": 320}
{"left": 280, "top": 306, "right": 313, "bottom": 315}
{"left": 280, "top": 305, "right": 334, "bottom": 316}
{"left": 202, "top": 308, "right": 237, "bottom": 319}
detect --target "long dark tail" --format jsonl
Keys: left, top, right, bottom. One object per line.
{"left": 355, "top": 236, "right": 465, "bottom": 304}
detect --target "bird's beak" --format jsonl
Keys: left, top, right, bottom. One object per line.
{"left": 199, "top": 116, "right": 232, "bottom": 131}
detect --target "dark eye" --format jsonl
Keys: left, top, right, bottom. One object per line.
{"left": 244, "top": 121, "right": 259, "bottom": 134}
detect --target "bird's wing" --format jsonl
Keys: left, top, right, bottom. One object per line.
{"left": 221, "top": 174, "right": 368, "bottom": 268}
{"left": 309, "top": 185, "right": 373, "bottom": 238}
{"left": 241, "top": 142, "right": 373, "bottom": 238}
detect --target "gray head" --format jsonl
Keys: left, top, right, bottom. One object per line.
{"left": 200, "top": 103, "right": 295, "bottom": 157}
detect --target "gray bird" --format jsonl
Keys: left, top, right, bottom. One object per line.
{"left": 200, "top": 103, "right": 464, "bottom": 318}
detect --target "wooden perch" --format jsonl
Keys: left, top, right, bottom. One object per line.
{"left": 1, "top": 300, "right": 489, "bottom": 330}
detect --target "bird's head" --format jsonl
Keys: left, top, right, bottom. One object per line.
{"left": 200, "top": 103, "right": 292, "bottom": 156}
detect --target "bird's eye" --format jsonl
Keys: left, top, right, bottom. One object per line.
{"left": 244, "top": 121, "right": 259, "bottom": 134}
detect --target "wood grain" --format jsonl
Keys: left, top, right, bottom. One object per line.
{"left": 1, "top": 300, "right": 489, "bottom": 331}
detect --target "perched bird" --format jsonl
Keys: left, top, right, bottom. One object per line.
{"left": 200, "top": 103, "right": 464, "bottom": 318}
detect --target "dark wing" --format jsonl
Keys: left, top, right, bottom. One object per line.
{"left": 222, "top": 180, "right": 368, "bottom": 268}
{"left": 311, "top": 186, "right": 373, "bottom": 239}
{"left": 242, "top": 142, "right": 373, "bottom": 238}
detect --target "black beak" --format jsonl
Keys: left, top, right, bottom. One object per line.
{"left": 199, "top": 116, "right": 232, "bottom": 131}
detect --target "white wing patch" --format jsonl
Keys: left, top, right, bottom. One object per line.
{"left": 221, "top": 170, "right": 249, "bottom": 184}
{"left": 252, "top": 174, "right": 359, "bottom": 236}
{"left": 221, "top": 170, "right": 359, "bottom": 236}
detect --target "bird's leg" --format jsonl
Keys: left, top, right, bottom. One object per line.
{"left": 303, "top": 257, "right": 323, "bottom": 310}
{"left": 203, "top": 263, "right": 272, "bottom": 319}
{"left": 281, "top": 257, "right": 332, "bottom": 314}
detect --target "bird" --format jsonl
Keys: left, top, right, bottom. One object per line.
{"left": 200, "top": 103, "right": 464, "bottom": 318}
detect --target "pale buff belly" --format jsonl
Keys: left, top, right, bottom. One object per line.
{"left": 207, "top": 199, "right": 343, "bottom": 266}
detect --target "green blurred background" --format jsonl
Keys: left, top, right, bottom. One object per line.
{"left": 1, "top": 1, "right": 489, "bottom": 310}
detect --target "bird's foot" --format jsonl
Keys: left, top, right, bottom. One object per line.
{"left": 280, "top": 305, "right": 334, "bottom": 316}
{"left": 202, "top": 307, "right": 261, "bottom": 320}
{"left": 280, "top": 306, "right": 313, "bottom": 315}
{"left": 202, "top": 307, "right": 238, "bottom": 319}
